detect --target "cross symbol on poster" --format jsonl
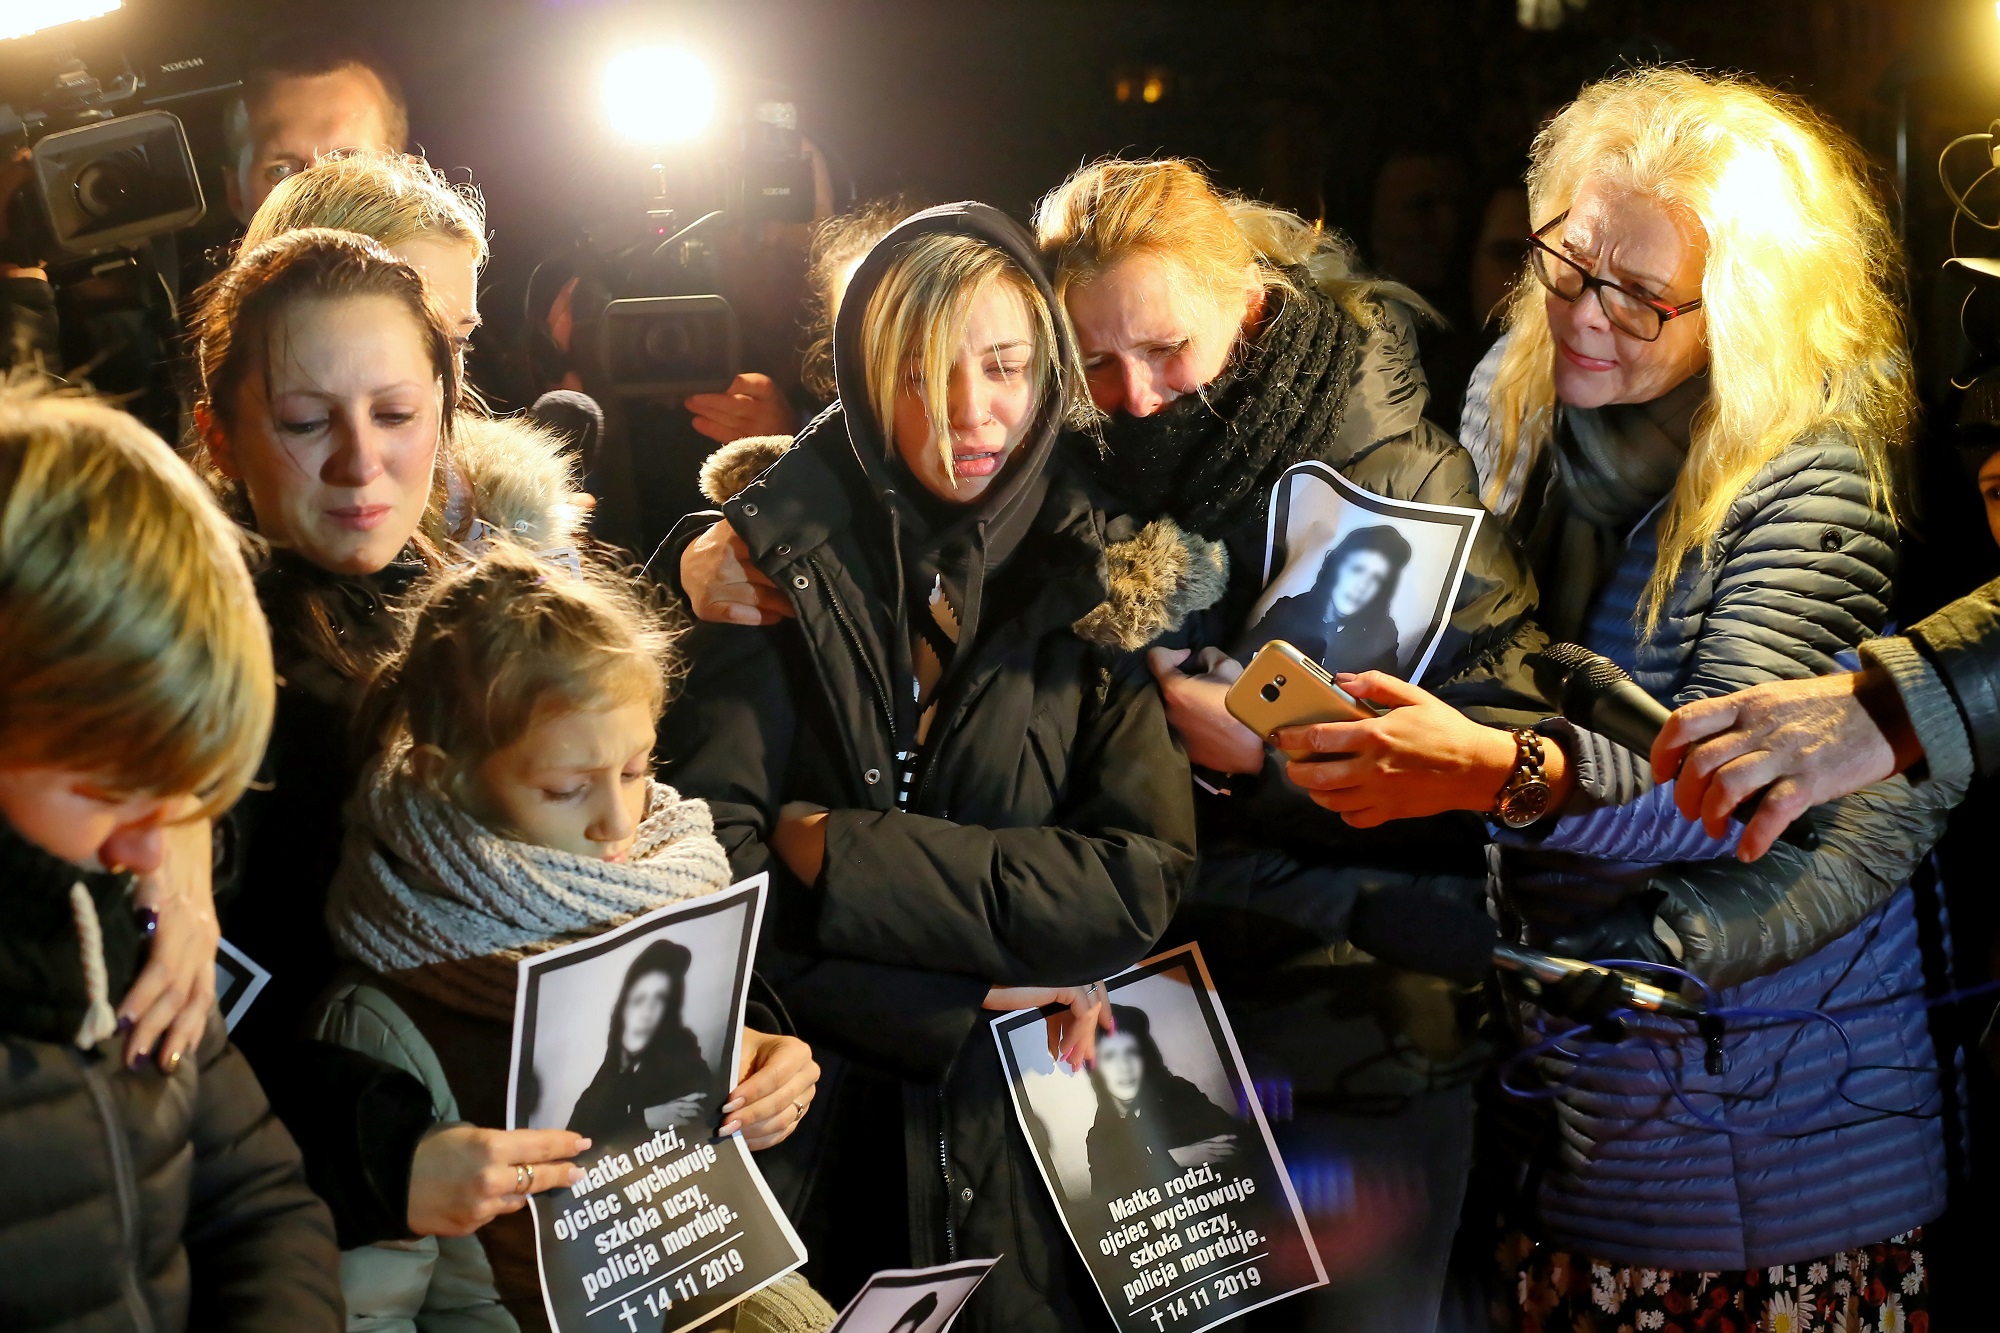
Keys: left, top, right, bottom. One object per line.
{"left": 617, "top": 1298, "right": 640, "bottom": 1332}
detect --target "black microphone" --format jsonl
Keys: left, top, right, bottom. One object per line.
{"left": 1534, "top": 643, "right": 1818, "bottom": 851}
{"left": 1349, "top": 885, "right": 1703, "bottom": 1020}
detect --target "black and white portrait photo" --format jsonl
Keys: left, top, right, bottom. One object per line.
{"left": 993, "top": 946, "right": 1326, "bottom": 1333}
{"left": 513, "top": 900, "right": 745, "bottom": 1140}
{"left": 1233, "top": 461, "right": 1483, "bottom": 683}
{"left": 506, "top": 877, "right": 806, "bottom": 1333}
{"left": 824, "top": 1260, "right": 997, "bottom": 1333}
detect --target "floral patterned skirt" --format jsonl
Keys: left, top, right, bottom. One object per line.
{"left": 1497, "top": 1227, "right": 1928, "bottom": 1333}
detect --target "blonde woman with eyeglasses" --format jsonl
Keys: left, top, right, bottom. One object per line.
{"left": 1276, "top": 67, "right": 1957, "bottom": 1331}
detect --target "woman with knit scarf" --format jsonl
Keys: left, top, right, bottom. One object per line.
{"left": 668, "top": 163, "right": 1548, "bottom": 1332}
{"left": 319, "top": 543, "right": 829, "bottom": 1333}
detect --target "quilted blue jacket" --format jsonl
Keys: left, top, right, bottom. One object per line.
{"left": 1461, "top": 339, "right": 1961, "bottom": 1269}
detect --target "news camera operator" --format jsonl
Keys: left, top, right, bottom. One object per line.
{"left": 0, "top": 29, "right": 404, "bottom": 400}
{"left": 1266, "top": 69, "right": 1957, "bottom": 1329}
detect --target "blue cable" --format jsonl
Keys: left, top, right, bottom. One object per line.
{"left": 1496, "top": 960, "right": 2000, "bottom": 1137}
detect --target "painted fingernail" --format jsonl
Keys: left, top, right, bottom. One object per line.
{"left": 577, "top": 1138, "right": 592, "bottom": 1151}
{"left": 136, "top": 907, "right": 158, "bottom": 937}
{"left": 719, "top": 1120, "right": 740, "bottom": 1136}
{"left": 115, "top": 1014, "right": 134, "bottom": 1035}
{"left": 158, "top": 1049, "right": 182, "bottom": 1075}
{"left": 721, "top": 1098, "right": 744, "bottom": 1114}
{"left": 568, "top": 1166, "right": 585, "bottom": 1186}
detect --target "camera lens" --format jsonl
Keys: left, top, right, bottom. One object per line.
{"left": 72, "top": 147, "right": 154, "bottom": 222}
{"left": 1260, "top": 683, "right": 1281, "bottom": 703}
{"left": 641, "top": 319, "right": 695, "bottom": 365}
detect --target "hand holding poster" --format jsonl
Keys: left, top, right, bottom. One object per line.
{"left": 825, "top": 1260, "right": 996, "bottom": 1333}
{"left": 992, "top": 945, "right": 1326, "bottom": 1333}
{"left": 1233, "top": 460, "right": 1483, "bottom": 684}
{"left": 507, "top": 875, "right": 806, "bottom": 1333}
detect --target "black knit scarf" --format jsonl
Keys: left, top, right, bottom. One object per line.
{"left": 1089, "top": 275, "right": 1366, "bottom": 540}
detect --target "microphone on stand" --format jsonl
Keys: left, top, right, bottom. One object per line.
{"left": 1533, "top": 643, "right": 1819, "bottom": 851}
{"left": 1348, "top": 886, "right": 1704, "bottom": 1020}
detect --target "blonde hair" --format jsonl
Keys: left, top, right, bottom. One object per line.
{"left": 357, "top": 544, "right": 677, "bottom": 792}
{"left": 802, "top": 195, "right": 926, "bottom": 399}
{"left": 1487, "top": 67, "right": 1914, "bottom": 630}
{"left": 241, "top": 151, "right": 488, "bottom": 267}
{"left": 1033, "top": 157, "right": 1432, "bottom": 333}
{"left": 0, "top": 382, "right": 274, "bottom": 816}
{"left": 860, "top": 231, "right": 1091, "bottom": 485}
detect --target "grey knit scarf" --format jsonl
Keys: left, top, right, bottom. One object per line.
{"left": 326, "top": 745, "right": 733, "bottom": 1021}
{"left": 1542, "top": 370, "right": 1707, "bottom": 641}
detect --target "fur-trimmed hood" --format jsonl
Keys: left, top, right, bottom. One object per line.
{"left": 699, "top": 433, "right": 1226, "bottom": 651}
{"left": 433, "top": 413, "right": 591, "bottom": 551}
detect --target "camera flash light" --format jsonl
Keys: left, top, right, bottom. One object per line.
{"left": 603, "top": 46, "right": 716, "bottom": 146}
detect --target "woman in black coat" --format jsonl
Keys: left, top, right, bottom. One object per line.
{"left": 1247, "top": 524, "right": 1411, "bottom": 675}
{"left": 567, "top": 941, "right": 715, "bottom": 1143}
{"left": 659, "top": 203, "right": 1197, "bottom": 1332}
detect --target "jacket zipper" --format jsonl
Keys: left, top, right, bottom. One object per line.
{"left": 936, "top": 1086, "right": 959, "bottom": 1261}
{"left": 809, "top": 556, "right": 956, "bottom": 1258}
{"left": 806, "top": 556, "right": 901, "bottom": 780}
{"left": 78, "top": 1053, "right": 157, "bottom": 1333}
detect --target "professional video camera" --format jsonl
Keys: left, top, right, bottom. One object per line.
{"left": 539, "top": 45, "right": 818, "bottom": 404}
{"left": 0, "top": 7, "right": 226, "bottom": 271}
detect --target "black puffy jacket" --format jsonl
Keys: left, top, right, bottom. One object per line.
{"left": 658, "top": 203, "right": 1196, "bottom": 1332}
{"left": 0, "top": 821, "right": 341, "bottom": 1331}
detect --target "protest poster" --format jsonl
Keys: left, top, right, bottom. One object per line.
{"left": 215, "top": 938, "right": 271, "bottom": 1033}
{"left": 1233, "top": 460, "right": 1482, "bottom": 684}
{"left": 992, "top": 944, "right": 1326, "bottom": 1333}
{"left": 507, "top": 875, "right": 806, "bottom": 1333}
{"left": 825, "top": 1259, "right": 997, "bottom": 1333}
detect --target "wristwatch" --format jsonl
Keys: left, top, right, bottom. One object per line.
{"left": 1492, "top": 727, "right": 1554, "bottom": 829}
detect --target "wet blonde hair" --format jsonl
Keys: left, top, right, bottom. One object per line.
{"left": 241, "top": 151, "right": 487, "bottom": 267}
{"left": 1487, "top": 67, "right": 1914, "bottom": 630}
{"left": 1033, "top": 156, "right": 1432, "bottom": 334}
{"left": 860, "top": 231, "right": 1091, "bottom": 486}
{"left": 358, "top": 543, "right": 678, "bottom": 793}
{"left": 0, "top": 382, "right": 274, "bottom": 816}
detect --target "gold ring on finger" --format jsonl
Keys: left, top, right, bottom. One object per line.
{"left": 514, "top": 1164, "right": 530, "bottom": 1194}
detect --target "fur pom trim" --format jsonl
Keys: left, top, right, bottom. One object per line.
{"left": 700, "top": 435, "right": 796, "bottom": 505}
{"left": 1073, "top": 518, "right": 1229, "bottom": 651}
{"left": 447, "top": 414, "right": 590, "bottom": 549}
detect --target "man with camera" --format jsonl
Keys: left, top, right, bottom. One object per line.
{"left": 0, "top": 31, "right": 406, "bottom": 381}
{"left": 221, "top": 33, "right": 407, "bottom": 226}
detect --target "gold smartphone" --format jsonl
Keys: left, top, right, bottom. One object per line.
{"left": 1224, "top": 639, "right": 1380, "bottom": 739}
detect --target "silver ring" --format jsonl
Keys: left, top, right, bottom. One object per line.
{"left": 791, "top": 1097, "right": 808, "bottom": 1119}
{"left": 514, "top": 1165, "right": 530, "bottom": 1194}
{"left": 1084, "top": 983, "right": 1100, "bottom": 1000}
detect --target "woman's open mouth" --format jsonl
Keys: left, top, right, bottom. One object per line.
{"left": 952, "top": 446, "right": 1007, "bottom": 478}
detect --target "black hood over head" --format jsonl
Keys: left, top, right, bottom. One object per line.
{"left": 829, "top": 201, "right": 1077, "bottom": 647}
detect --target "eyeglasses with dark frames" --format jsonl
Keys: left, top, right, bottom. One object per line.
{"left": 1525, "top": 210, "right": 1703, "bottom": 343}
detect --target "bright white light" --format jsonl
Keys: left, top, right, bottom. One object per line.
{"left": 0, "top": 0, "right": 122, "bottom": 42}
{"left": 602, "top": 46, "right": 716, "bottom": 145}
